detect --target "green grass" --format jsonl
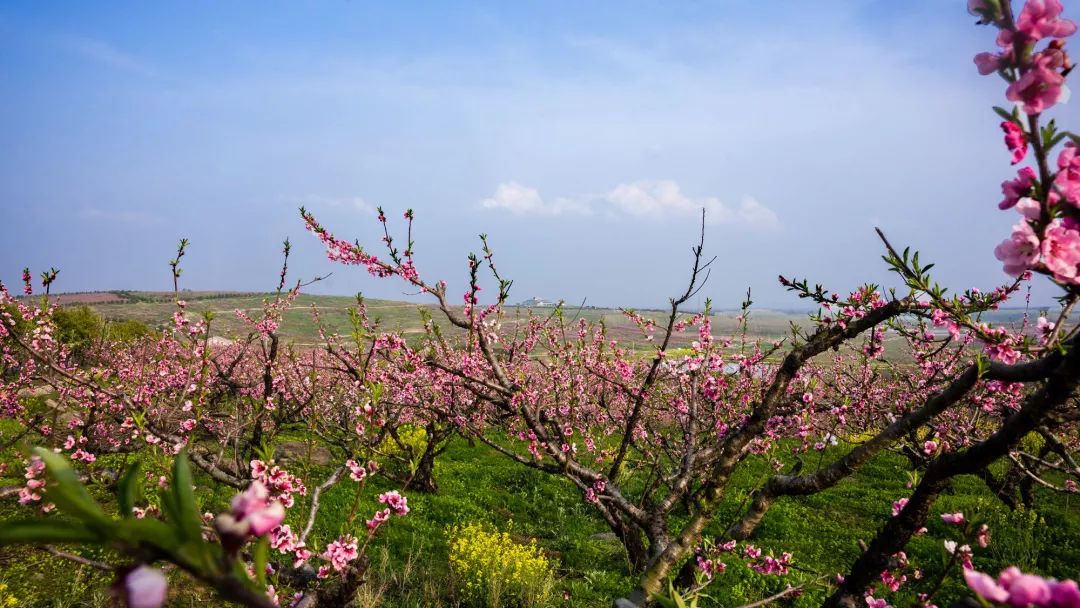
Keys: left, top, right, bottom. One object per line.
{"left": 40, "top": 291, "right": 1038, "bottom": 363}
{"left": 1, "top": 429, "right": 1077, "bottom": 607}
{"left": 80, "top": 290, "right": 806, "bottom": 345}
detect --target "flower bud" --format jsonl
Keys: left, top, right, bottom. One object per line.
{"left": 117, "top": 565, "right": 167, "bottom": 608}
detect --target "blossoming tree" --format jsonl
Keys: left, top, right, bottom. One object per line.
{"left": 0, "top": 243, "right": 414, "bottom": 607}
{"left": 298, "top": 2, "right": 1080, "bottom": 606}
{"left": 0, "top": 1, "right": 1079, "bottom": 607}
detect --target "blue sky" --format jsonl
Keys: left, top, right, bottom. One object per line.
{"left": 1, "top": 1, "right": 1076, "bottom": 309}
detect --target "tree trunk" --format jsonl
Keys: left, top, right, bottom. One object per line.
{"left": 615, "top": 517, "right": 650, "bottom": 573}
{"left": 405, "top": 441, "right": 439, "bottom": 493}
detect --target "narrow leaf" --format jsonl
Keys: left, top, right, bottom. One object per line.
{"left": 0, "top": 519, "right": 103, "bottom": 545}
{"left": 171, "top": 453, "right": 202, "bottom": 542}
{"left": 253, "top": 536, "right": 269, "bottom": 589}
{"left": 116, "top": 518, "right": 181, "bottom": 552}
{"left": 118, "top": 460, "right": 143, "bottom": 518}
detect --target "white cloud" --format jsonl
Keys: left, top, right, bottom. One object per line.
{"left": 349, "top": 197, "right": 375, "bottom": 214}
{"left": 302, "top": 194, "right": 376, "bottom": 215}
{"left": 480, "top": 182, "right": 545, "bottom": 214}
{"left": 479, "top": 180, "right": 778, "bottom": 227}
{"left": 730, "top": 197, "right": 779, "bottom": 227}
{"left": 480, "top": 181, "right": 591, "bottom": 216}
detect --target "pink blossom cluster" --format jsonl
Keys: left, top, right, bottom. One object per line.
{"left": 215, "top": 480, "right": 286, "bottom": 539}
{"left": 269, "top": 524, "right": 314, "bottom": 568}
{"left": 584, "top": 478, "right": 606, "bottom": 504}
{"left": 250, "top": 459, "right": 307, "bottom": 508}
{"left": 743, "top": 544, "right": 792, "bottom": 576}
{"left": 17, "top": 457, "right": 46, "bottom": 506}
{"left": 377, "top": 490, "right": 409, "bottom": 516}
{"left": 20, "top": 268, "right": 33, "bottom": 296}
{"left": 301, "top": 209, "right": 396, "bottom": 279}
{"left": 941, "top": 512, "right": 966, "bottom": 525}
{"left": 978, "top": 2, "right": 1080, "bottom": 289}
{"left": 966, "top": 567, "right": 1080, "bottom": 608}
{"left": 816, "top": 287, "right": 887, "bottom": 330}
{"left": 364, "top": 491, "right": 409, "bottom": 531}
{"left": 322, "top": 534, "right": 359, "bottom": 572}
{"left": 891, "top": 497, "right": 909, "bottom": 517}
{"left": 695, "top": 539, "right": 737, "bottom": 581}
{"left": 1002, "top": 120, "right": 1029, "bottom": 164}
{"left": 879, "top": 552, "right": 911, "bottom": 593}
{"left": 345, "top": 458, "right": 367, "bottom": 482}
{"left": 944, "top": 540, "right": 975, "bottom": 570}
{"left": 930, "top": 309, "right": 962, "bottom": 340}
{"left": 233, "top": 289, "right": 299, "bottom": 336}
{"left": 366, "top": 507, "right": 391, "bottom": 531}
{"left": 972, "top": 0, "right": 1075, "bottom": 111}
{"left": 696, "top": 554, "right": 726, "bottom": 580}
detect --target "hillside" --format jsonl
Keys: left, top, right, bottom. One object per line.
{"left": 31, "top": 290, "right": 1042, "bottom": 357}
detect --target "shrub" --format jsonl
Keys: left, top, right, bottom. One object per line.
{"left": 380, "top": 424, "right": 428, "bottom": 464}
{"left": 52, "top": 307, "right": 152, "bottom": 358}
{"left": 104, "top": 318, "right": 153, "bottom": 342}
{"left": 52, "top": 305, "right": 103, "bottom": 358}
{"left": 448, "top": 522, "right": 556, "bottom": 608}
{"left": 988, "top": 507, "right": 1043, "bottom": 572}
{"left": 0, "top": 582, "right": 17, "bottom": 608}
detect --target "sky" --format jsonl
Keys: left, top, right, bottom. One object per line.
{"left": 1, "top": 1, "right": 1077, "bottom": 310}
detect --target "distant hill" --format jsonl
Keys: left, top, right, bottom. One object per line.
{"left": 22, "top": 291, "right": 1043, "bottom": 355}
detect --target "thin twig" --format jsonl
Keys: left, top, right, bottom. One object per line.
{"left": 300, "top": 466, "right": 344, "bottom": 543}
{"left": 42, "top": 545, "right": 111, "bottom": 571}
{"left": 734, "top": 574, "right": 832, "bottom": 608}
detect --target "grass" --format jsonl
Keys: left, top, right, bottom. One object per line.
{"left": 29, "top": 290, "right": 1039, "bottom": 364}
{"left": 0, "top": 428, "right": 1077, "bottom": 608}
{"left": 78, "top": 290, "right": 808, "bottom": 345}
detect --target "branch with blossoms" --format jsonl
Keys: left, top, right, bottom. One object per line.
{"left": 0, "top": 450, "right": 281, "bottom": 608}
{"left": 966, "top": 566, "right": 1079, "bottom": 608}
{"left": 1, "top": 241, "right": 416, "bottom": 606}
{"left": 970, "top": 0, "right": 1080, "bottom": 296}
{"left": 722, "top": 347, "right": 1065, "bottom": 543}
{"left": 303, "top": 202, "right": 998, "bottom": 608}
{"left": 303, "top": 296, "right": 460, "bottom": 493}
{"left": 296, "top": 6, "right": 1080, "bottom": 607}
{"left": 0, "top": 446, "right": 412, "bottom": 608}
{"left": 825, "top": 324, "right": 1080, "bottom": 608}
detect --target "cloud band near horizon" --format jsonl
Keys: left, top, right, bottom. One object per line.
{"left": 479, "top": 180, "right": 779, "bottom": 227}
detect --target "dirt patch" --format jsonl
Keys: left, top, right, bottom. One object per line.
{"left": 49, "top": 292, "right": 127, "bottom": 304}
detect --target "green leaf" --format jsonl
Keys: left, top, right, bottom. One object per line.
{"left": 33, "top": 448, "right": 109, "bottom": 527}
{"left": 115, "top": 518, "right": 181, "bottom": 552}
{"left": 253, "top": 536, "right": 269, "bottom": 589}
{"left": 174, "top": 539, "right": 213, "bottom": 574}
{"left": 367, "top": 381, "right": 384, "bottom": 405}
{"left": 231, "top": 556, "right": 257, "bottom": 588}
{"left": 0, "top": 519, "right": 103, "bottom": 545}
{"left": 993, "top": 106, "right": 1014, "bottom": 122}
{"left": 118, "top": 460, "right": 143, "bottom": 518}
{"left": 170, "top": 453, "right": 202, "bottom": 543}
{"left": 158, "top": 481, "right": 180, "bottom": 528}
